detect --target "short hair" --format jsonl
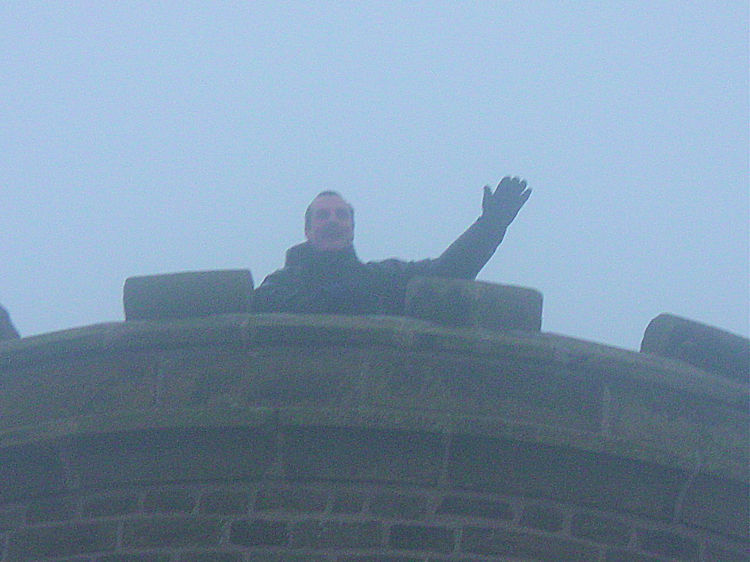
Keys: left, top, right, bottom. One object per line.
{"left": 304, "top": 191, "right": 354, "bottom": 229}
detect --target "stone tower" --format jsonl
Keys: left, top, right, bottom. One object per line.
{"left": 0, "top": 277, "right": 747, "bottom": 560}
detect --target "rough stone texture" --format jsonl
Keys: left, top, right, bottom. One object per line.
{"left": 94, "top": 551, "right": 171, "bottom": 562}
{"left": 6, "top": 522, "right": 118, "bottom": 560}
{"left": 570, "top": 512, "right": 631, "bottom": 546}
{"left": 436, "top": 496, "right": 514, "bottom": 521}
{"left": 369, "top": 493, "right": 428, "bottom": 520}
{"left": 0, "top": 312, "right": 746, "bottom": 560}
{"left": 283, "top": 426, "right": 443, "bottom": 486}
{"left": 291, "top": 519, "right": 383, "bottom": 549}
{"left": 70, "top": 426, "right": 275, "bottom": 488}
{"left": 0, "top": 483, "right": 745, "bottom": 560}
{"left": 331, "top": 491, "right": 366, "bottom": 514}
{"left": 178, "top": 554, "right": 243, "bottom": 562}
{"left": 388, "top": 524, "right": 455, "bottom": 553}
{"left": 635, "top": 528, "right": 700, "bottom": 561}
{"left": 641, "top": 313, "right": 750, "bottom": 384}
{"left": 404, "top": 276, "right": 543, "bottom": 332}
{"left": 123, "top": 269, "right": 253, "bottom": 321}
{"left": 121, "top": 516, "right": 223, "bottom": 548}
{"left": 519, "top": 504, "right": 564, "bottom": 532}
{"left": 678, "top": 473, "right": 749, "bottom": 540}
{"left": 25, "top": 497, "right": 78, "bottom": 524}
{"left": 0, "top": 443, "right": 67, "bottom": 503}
{"left": 229, "top": 518, "right": 289, "bottom": 547}
{"left": 461, "top": 526, "right": 599, "bottom": 560}
{"left": 83, "top": 493, "right": 139, "bottom": 518}
{"left": 255, "top": 486, "right": 328, "bottom": 513}
{"left": 143, "top": 489, "right": 196, "bottom": 513}
{"left": 702, "top": 541, "right": 750, "bottom": 562}
{"left": 446, "top": 434, "right": 688, "bottom": 520}
{"left": 605, "top": 549, "right": 665, "bottom": 561}
{"left": 198, "top": 490, "right": 250, "bottom": 515}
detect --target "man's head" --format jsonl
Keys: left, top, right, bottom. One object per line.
{"left": 304, "top": 191, "right": 355, "bottom": 251}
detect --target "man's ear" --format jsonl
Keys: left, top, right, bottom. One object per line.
{"left": 304, "top": 225, "right": 311, "bottom": 240}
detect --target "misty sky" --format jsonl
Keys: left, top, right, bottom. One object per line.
{"left": 2, "top": 2, "right": 748, "bottom": 351}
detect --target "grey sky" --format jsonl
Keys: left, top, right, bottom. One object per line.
{"left": 2, "top": 2, "right": 748, "bottom": 350}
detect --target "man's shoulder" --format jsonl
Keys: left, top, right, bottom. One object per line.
{"left": 283, "top": 242, "right": 309, "bottom": 268}
{"left": 0, "top": 305, "right": 19, "bottom": 340}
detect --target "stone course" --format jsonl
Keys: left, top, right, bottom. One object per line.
{"left": 3, "top": 483, "right": 746, "bottom": 560}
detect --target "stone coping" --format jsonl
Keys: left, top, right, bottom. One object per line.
{"left": 0, "top": 314, "right": 746, "bottom": 483}
{"left": 0, "top": 314, "right": 744, "bottom": 399}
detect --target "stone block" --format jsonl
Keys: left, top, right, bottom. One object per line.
{"left": 0, "top": 352, "right": 157, "bottom": 431}
{"left": 388, "top": 524, "right": 455, "bottom": 553}
{"left": 72, "top": 426, "right": 275, "bottom": 488}
{"left": 94, "top": 551, "right": 172, "bottom": 562}
{"left": 291, "top": 519, "right": 383, "bottom": 549}
{"left": 570, "top": 513, "right": 631, "bottom": 546}
{"left": 331, "top": 491, "right": 366, "bottom": 513}
{"left": 178, "top": 552, "right": 244, "bottom": 562}
{"left": 83, "top": 493, "right": 139, "bottom": 517}
{"left": 121, "top": 516, "right": 223, "bottom": 548}
{"left": 336, "top": 554, "right": 426, "bottom": 562}
{"left": 229, "top": 519, "right": 289, "bottom": 547}
{"left": 123, "top": 269, "right": 253, "bottom": 321}
{"left": 448, "top": 435, "right": 685, "bottom": 521}
{"left": 255, "top": 486, "right": 328, "bottom": 513}
{"left": 703, "top": 541, "right": 749, "bottom": 562}
{"left": 461, "top": 526, "right": 598, "bottom": 560}
{"left": 6, "top": 522, "right": 117, "bottom": 560}
{"left": 0, "top": 443, "right": 68, "bottom": 503}
{"left": 0, "top": 505, "right": 24, "bottom": 533}
{"left": 519, "top": 504, "right": 564, "bottom": 532}
{"left": 243, "top": 553, "right": 329, "bottom": 562}
{"left": 199, "top": 490, "right": 250, "bottom": 515}
{"left": 283, "top": 427, "right": 443, "bottom": 486}
{"left": 369, "top": 493, "right": 428, "bottom": 520}
{"left": 605, "top": 378, "right": 748, "bottom": 481}
{"left": 404, "top": 277, "right": 542, "bottom": 332}
{"left": 359, "top": 350, "right": 603, "bottom": 432}
{"left": 144, "top": 489, "right": 196, "bottom": 513}
{"left": 641, "top": 314, "right": 750, "bottom": 383}
{"left": 635, "top": 528, "right": 699, "bottom": 561}
{"left": 604, "top": 549, "right": 663, "bottom": 561}
{"left": 436, "top": 496, "right": 514, "bottom": 521}
{"left": 25, "top": 496, "right": 78, "bottom": 524}
{"left": 156, "top": 347, "right": 363, "bottom": 411}
{"left": 678, "top": 474, "right": 749, "bottom": 540}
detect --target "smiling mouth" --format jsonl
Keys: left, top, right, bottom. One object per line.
{"left": 322, "top": 226, "right": 346, "bottom": 238}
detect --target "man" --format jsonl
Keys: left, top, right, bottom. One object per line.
{"left": 0, "top": 304, "right": 19, "bottom": 340}
{"left": 253, "top": 176, "right": 531, "bottom": 314}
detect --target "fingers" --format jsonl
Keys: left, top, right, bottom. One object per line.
{"left": 494, "top": 176, "right": 512, "bottom": 194}
{"left": 494, "top": 176, "right": 528, "bottom": 196}
{"left": 519, "top": 187, "right": 532, "bottom": 206}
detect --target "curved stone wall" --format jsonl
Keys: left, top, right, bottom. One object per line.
{"left": 0, "top": 314, "right": 746, "bottom": 561}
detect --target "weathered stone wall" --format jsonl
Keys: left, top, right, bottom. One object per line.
{"left": 0, "top": 314, "right": 746, "bottom": 561}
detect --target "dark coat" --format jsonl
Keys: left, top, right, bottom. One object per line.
{"left": 252, "top": 217, "right": 507, "bottom": 315}
{"left": 0, "top": 305, "right": 19, "bottom": 340}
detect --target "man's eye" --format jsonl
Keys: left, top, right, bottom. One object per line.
{"left": 335, "top": 209, "right": 349, "bottom": 219}
{"left": 316, "top": 210, "right": 330, "bottom": 220}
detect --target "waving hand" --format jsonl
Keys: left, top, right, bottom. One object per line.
{"left": 481, "top": 176, "right": 531, "bottom": 227}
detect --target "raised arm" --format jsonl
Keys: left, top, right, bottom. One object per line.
{"left": 400, "top": 176, "right": 531, "bottom": 280}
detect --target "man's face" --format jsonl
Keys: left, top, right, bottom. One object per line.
{"left": 305, "top": 194, "right": 354, "bottom": 251}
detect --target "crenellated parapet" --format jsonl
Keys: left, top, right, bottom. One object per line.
{"left": 0, "top": 283, "right": 747, "bottom": 560}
